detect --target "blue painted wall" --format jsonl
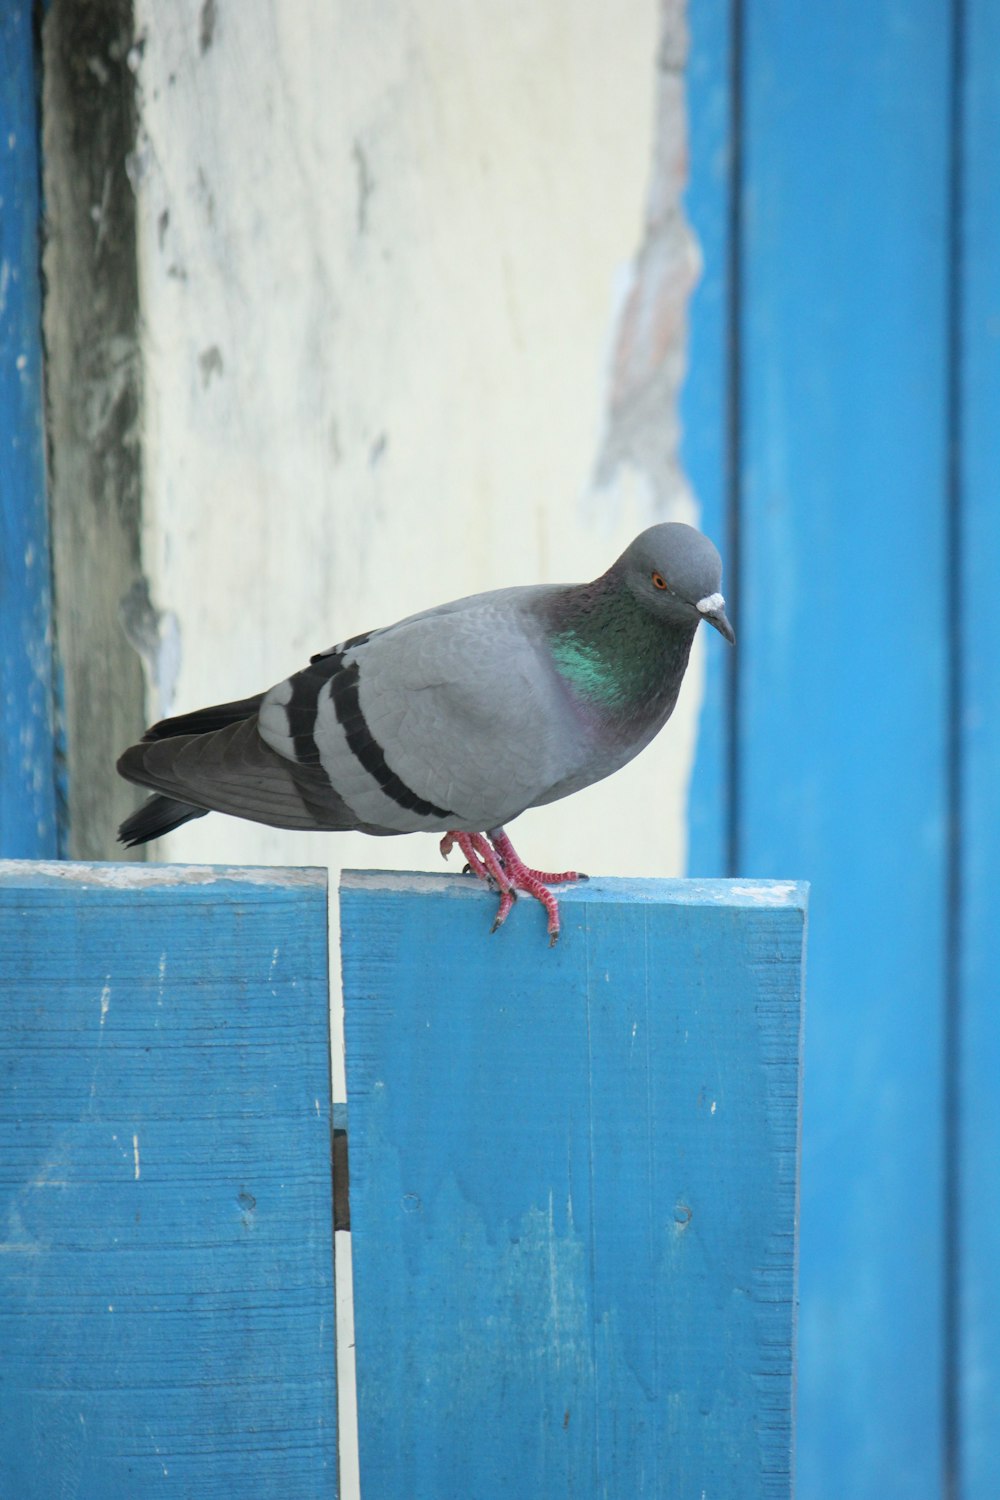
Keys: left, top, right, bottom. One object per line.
{"left": 0, "top": 6, "right": 60, "bottom": 858}
{"left": 684, "top": 3, "right": 998, "bottom": 1495}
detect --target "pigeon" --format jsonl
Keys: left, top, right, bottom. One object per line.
{"left": 117, "top": 522, "right": 733, "bottom": 944}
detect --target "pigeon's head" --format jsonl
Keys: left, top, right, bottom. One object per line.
{"left": 619, "top": 523, "right": 734, "bottom": 642}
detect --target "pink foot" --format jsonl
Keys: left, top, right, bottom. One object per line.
{"left": 440, "top": 826, "right": 586, "bottom": 946}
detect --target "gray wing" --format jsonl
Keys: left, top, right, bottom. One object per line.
{"left": 258, "top": 588, "right": 594, "bottom": 834}
{"left": 117, "top": 712, "right": 379, "bottom": 834}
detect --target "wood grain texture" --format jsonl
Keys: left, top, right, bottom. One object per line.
{"left": 0, "top": 861, "right": 336, "bottom": 1498}
{"left": 341, "top": 872, "right": 805, "bottom": 1500}
{"left": 0, "top": 7, "right": 60, "bottom": 858}
{"left": 958, "top": 2, "right": 1000, "bottom": 1491}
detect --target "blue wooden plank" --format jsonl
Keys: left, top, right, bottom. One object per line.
{"left": 0, "top": 861, "right": 336, "bottom": 1498}
{"left": 681, "top": 0, "right": 735, "bottom": 876}
{"left": 735, "top": 7, "right": 952, "bottom": 1496}
{"left": 0, "top": 8, "right": 59, "bottom": 857}
{"left": 958, "top": 2, "right": 1000, "bottom": 1492}
{"left": 341, "top": 872, "right": 805, "bottom": 1499}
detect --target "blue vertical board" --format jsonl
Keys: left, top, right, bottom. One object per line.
{"left": 958, "top": 1, "right": 1000, "bottom": 1492}
{"left": 0, "top": 8, "right": 59, "bottom": 857}
{"left": 685, "top": 1, "right": 1000, "bottom": 1493}
{"left": 341, "top": 872, "right": 806, "bottom": 1500}
{"left": 0, "top": 862, "right": 337, "bottom": 1498}
{"left": 682, "top": 0, "right": 735, "bottom": 876}
{"left": 735, "top": 8, "right": 950, "bottom": 1497}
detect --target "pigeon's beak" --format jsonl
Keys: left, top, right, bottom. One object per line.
{"left": 706, "top": 607, "right": 735, "bottom": 645}
{"left": 696, "top": 593, "right": 735, "bottom": 645}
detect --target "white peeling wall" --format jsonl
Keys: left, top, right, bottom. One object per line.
{"left": 129, "top": 0, "right": 702, "bottom": 887}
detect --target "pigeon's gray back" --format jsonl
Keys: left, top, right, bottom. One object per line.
{"left": 259, "top": 584, "right": 596, "bottom": 834}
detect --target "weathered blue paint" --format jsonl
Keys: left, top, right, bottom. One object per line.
{"left": 737, "top": 11, "right": 952, "bottom": 1496}
{"left": 341, "top": 872, "right": 806, "bottom": 1500}
{"left": 958, "top": 2, "right": 1000, "bottom": 1492}
{"left": 683, "top": 4, "right": 962, "bottom": 1495}
{"left": 0, "top": 8, "right": 59, "bottom": 858}
{"left": 0, "top": 861, "right": 336, "bottom": 1499}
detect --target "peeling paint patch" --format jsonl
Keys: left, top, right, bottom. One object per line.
{"left": 132, "top": 1132, "right": 141, "bottom": 1179}
{"left": 593, "top": 3, "right": 698, "bottom": 519}
{"left": 728, "top": 882, "right": 803, "bottom": 907}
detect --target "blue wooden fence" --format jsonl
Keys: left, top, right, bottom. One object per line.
{"left": 2, "top": 866, "right": 803, "bottom": 1495}
{"left": 341, "top": 872, "right": 806, "bottom": 1499}
{"left": 0, "top": 861, "right": 336, "bottom": 1498}
{"left": 0, "top": 6, "right": 60, "bottom": 858}
{"left": 684, "top": 3, "right": 1000, "bottom": 1496}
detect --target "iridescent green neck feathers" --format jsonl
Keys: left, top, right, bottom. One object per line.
{"left": 545, "top": 575, "right": 695, "bottom": 715}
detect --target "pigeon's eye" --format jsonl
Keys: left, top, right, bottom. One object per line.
{"left": 651, "top": 572, "right": 668, "bottom": 591}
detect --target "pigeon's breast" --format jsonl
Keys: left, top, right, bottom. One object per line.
{"left": 528, "top": 629, "right": 693, "bottom": 809}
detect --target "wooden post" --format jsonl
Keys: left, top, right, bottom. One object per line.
{"left": 341, "top": 872, "right": 807, "bottom": 1499}
{"left": 0, "top": 861, "right": 337, "bottom": 1498}
{"left": 957, "top": 7, "right": 1000, "bottom": 1496}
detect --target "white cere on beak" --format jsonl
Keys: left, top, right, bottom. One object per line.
{"left": 696, "top": 592, "right": 726, "bottom": 615}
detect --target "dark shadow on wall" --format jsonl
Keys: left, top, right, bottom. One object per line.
{"left": 41, "top": 0, "right": 147, "bottom": 859}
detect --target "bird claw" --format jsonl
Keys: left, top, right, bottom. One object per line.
{"left": 489, "top": 889, "right": 517, "bottom": 933}
{"left": 441, "top": 827, "right": 577, "bottom": 946}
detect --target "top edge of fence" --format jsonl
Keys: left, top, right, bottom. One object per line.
{"left": 340, "top": 869, "right": 808, "bottom": 911}
{"left": 0, "top": 859, "right": 329, "bottom": 891}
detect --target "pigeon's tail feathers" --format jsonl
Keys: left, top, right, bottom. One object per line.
{"left": 118, "top": 794, "right": 208, "bottom": 847}
{"left": 117, "top": 715, "right": 372, "bottom": 837}
{"left": 141, "top": 694, "right": 266, "bottom": 743}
